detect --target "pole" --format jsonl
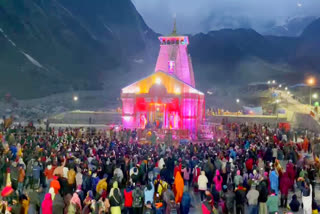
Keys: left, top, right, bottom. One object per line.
{"left": 309, "top": 86, "right": 312, "bottom": 106}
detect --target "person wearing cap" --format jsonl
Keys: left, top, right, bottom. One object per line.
{"left": 246, "top": 183, "right": 259, "bottom": 214}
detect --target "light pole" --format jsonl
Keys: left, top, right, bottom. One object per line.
{"left": 276, "top": 99, "right": 280, "bottom": 120}
{"left": 73, "top": 95, "right": 79, "bottom": 111}
{"left": 236, "top": 99, "right": 240, "bottom": 116}
{"left": 307, "top": 77, "right": 315, "bottom": 106}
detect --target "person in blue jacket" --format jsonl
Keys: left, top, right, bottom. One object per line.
{"left": 180, "top": 186, "right": 191, "bottom": 214}
{"left": 144, "top": 182, "right": 155, "bottom": 205}
{"left": 269, "top": 169, "right": 279, "bottom": 195}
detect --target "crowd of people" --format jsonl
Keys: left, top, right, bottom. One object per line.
{"left": 0, "top": 122, "right": 319, "bottom": 214}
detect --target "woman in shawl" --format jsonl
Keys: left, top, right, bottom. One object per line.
{"left": 173, "top": 171, "right": 184, "bottom": 203}
{"left": 109, "top": 181, "right": 122, "bottom": 214}
{"left": 213, "top": 170, "right": 223, "bottom": 193}
{"left": 64, "top": 193, "right": 73, "bottom": 214}
{"left": 69, "top": 193, "right": 82, "bottom": 213}
{"left": 41, "top": 193, "right": 53, "bottom": 214}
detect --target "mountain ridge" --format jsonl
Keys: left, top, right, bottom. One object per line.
{"left": 0, "top": 1, "right": 319, "bottom": 99}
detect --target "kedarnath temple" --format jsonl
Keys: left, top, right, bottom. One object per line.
{"left": 121, "top": 21, "right": 205, "bottom": 133}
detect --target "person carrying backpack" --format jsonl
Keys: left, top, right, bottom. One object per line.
{"left": 132, "top": 183, "right": 144, "bottom": 214}
{"left": 109, "top": 181, "right": 122, "bottom": 214}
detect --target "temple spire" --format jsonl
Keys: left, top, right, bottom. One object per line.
{"left": 171, "top": 15, "right": 177, "bottom": 36}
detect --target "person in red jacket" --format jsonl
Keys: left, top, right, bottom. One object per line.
{"left": 246, "top": 158, "right": 254, "bottom": 174}
{"left": 280, "top": 172, "right": 291, "bottom": 208}
{"left": 124, "top": 185, "right": 133, "bottom": 214}
{"left": 286, "top": 160, "right": 296, "bottom": 191}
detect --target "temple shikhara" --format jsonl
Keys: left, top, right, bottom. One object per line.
{"left": 121, "top": 21, "right": 205, "bottom": 133}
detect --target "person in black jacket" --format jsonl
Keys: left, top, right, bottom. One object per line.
{"left": 235, "top": 184, "right": 246, "bottom": 214}
{"left": 257, "top": 180, "right": 268, "bottom": 214}
{"left": 289, "top": 194, "right": 300, "bottom": 212}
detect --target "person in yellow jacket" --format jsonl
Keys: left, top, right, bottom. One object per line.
{"left": 21, "top": 195, "right": 30, "bottom": 214}
{"left": 154, "top": 175, "right": 168, "bottom": 197}
{"left": 96, "top": 178, "right": 108, "bottom": 195}
{"left": 67, "top": 167, "right": 76, "bottom": 192}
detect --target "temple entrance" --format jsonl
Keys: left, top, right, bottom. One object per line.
{"left": 147, "top": 103, "right": 165, "bottom": 128}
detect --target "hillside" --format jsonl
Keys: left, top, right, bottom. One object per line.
{"left": 188, "top": 18, "right": 320, "bottom": 90}
{"left": 0, "top": 0, "right": 158, "bottom": 98}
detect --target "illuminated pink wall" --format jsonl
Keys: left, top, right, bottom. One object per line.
{"left": 155, "top": 36, "right": 195, "bottom": 88}
{"left": 122, "top": 98, "right": 136, "bottom": 128}
{"left": 180, "top": 97, "right": 198, "bottom": 132}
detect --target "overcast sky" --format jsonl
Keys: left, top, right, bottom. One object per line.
{"left": 132, "top": 0, "right": 320, "bottom": 34}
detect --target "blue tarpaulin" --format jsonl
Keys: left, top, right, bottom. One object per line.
{"left": 242, "top": 106, "right": 263, "bottom": 115}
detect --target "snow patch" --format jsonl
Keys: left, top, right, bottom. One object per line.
{"left": 133, "top": 59, "right": 144, "bottom": 64}
{"left": 21, "top": 51, "right": 43, "bottom": 68}
{"left": 103, "top": 24, "right": 113, "bottom": 34}
{"left": 0, "top": 27, "right": 17, "bottom": 47}
{"left": 7, "top": 39, "right": 16, "bottom": 47}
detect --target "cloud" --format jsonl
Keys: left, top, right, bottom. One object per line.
{"left": 132, "top": 0, "right": 320, "bottom": 34}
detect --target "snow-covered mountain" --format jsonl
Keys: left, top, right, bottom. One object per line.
{"left": 263, "top": 16, "right": 318, "bottom": 37}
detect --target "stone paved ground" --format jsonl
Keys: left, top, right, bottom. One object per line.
{"left": 187, "top": 188, "right": 310, "bottom": 214}
{"left": 187, "top": 173, "right": 320, "bottom": 214}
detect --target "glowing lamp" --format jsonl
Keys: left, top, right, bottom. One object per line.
{"left": 73, "top": 96, "right": 78, "bottom": 101}
{"left": 312, "top": 93, "right": 318, "bottom": 99}
{"left": 174, "top": 87, "right": 181, "bottom": 95}
{"left": 122, "top": 116, "right": 132, "bottom": 122}
{"left": 156, "top": 78, "right": 161, "bottom": 85}
{"left": 307, "top": 77, "right": 315, "bottom": 86}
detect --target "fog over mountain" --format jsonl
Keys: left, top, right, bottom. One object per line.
{"left": 132, "top": 0, "right": 320, "bottom": 35}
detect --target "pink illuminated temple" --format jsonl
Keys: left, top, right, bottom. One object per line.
{"left": 121, "top": 22, "right": 205, "bottom": 133}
